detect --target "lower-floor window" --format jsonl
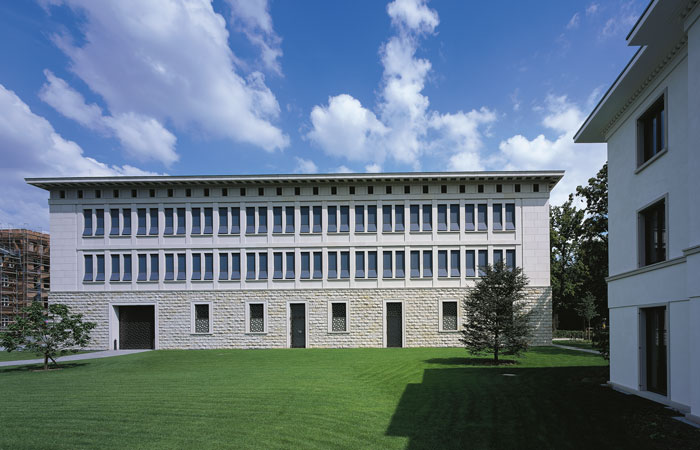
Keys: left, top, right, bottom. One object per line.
{"left": 441, "top": 301, "right": 458, "bottom": 331}
{"left": 330, "top": 302, "right": 348, "bottom": 332}
{"left": 192, "top": 302, "right": 212, "bottom": 334}
{"left": 248, "top": 303, "right": 266, "bottom": 333}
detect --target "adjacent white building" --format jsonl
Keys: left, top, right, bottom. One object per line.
{"left": 575, "top": 0, "right": 700, "bottom": 424}
{"left": 28, "top": 172, "right": 560, "bottom": 351}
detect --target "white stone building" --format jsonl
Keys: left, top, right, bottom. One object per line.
{"left": 575, "top": 0, "right": 700, "bottom": 423}
{"left": 28, "top": 172, "right": 560, "bottom": 351}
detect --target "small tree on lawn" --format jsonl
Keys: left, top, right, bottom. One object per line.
{"left": 0, "top": 302, "right": 96, "bottom": 370}
{"left": 460, "top": 262, "right": 532, "bottom": 364}
{"left": 575, "top": 292, "right": 599, "bottom": 340}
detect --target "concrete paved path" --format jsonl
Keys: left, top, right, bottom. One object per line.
{"left": 0, "top": 349, "right": 150, "bottom": 367}
{"left": 551, "top": 343, "right": 601, "bottom": 355}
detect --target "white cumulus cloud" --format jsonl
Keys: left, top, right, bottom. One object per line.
{"left": 294, "top": 157, "right": 318, "bottom": 174}
{"left": 225, "top": 0, "right": 282, "bottom": 75}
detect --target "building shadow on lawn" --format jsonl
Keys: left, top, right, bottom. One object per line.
{"left": 424, "top": 357, "right": 518, "bottom": 366}
{"left": 0, "top": 362, "right": 87, "bottom": 374}
{"left": 385, "top": 364, "right": 693, "bottom": 450}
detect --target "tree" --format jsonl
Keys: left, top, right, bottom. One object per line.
{"left": 1, "top": 302, "right": 96, "bottom": 370}
{"left": 550, "top": 195, "right": 586, "bottom": 319}
{"left": 575, "top": 292, "right": 599, "bottom": 340}
{"left": 460, "top": 262, "right": 531, "bottom": 363}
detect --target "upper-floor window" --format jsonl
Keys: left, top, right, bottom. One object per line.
{"left": 137, "top": 209, "right": 146, "bottom": 235}
{"left": 639, "top": 198, "right": 666, "bottom": 267}
{"left": 637, "top": 95, "right": 666, "bottom": 166}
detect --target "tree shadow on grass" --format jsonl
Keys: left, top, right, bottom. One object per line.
{"left": 0, "top": 362, "right": 87, "bottom": 374}
{"left": 424, "top": 357, "right": 518, "bottom": 366}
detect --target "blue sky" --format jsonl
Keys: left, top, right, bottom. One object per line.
{"left": 0, "top": 0, "right": 646, "bottom": 230}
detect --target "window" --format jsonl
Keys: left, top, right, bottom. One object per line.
{"left": 110, "top": 209, "right": 119, "bottom": 236}
{"left": 273, "top": 207, "right": 283, "bottom": 233}
{"left": 496, "top": 184, "right": 502, "bottom": 193}
{"left": 191, "top": 208, "right": 201, "bottom": 234}
{"left": 438, "top": 250, "right": 448, "bottom": 277}
{"left": 410, "top": 251, "right": 420, "bottom": 277}
{"left": 349, "top": 186, "right": 355, "bottom": 195}
{"left": 191, "top": 253, "right": 201, "bottom": 280}
{"left": 164, "top": 208, "right": 174, "bottom": 235}
{"left": 493, "top": 249, "right": 503, "bottom": 266}
{"left": 300, "top": 206, "right": 310, "bottom": 233}
{"left": 330, "top": 302, "right": 347, "bottom": 332}
{"left": 78, "top": 189, "right": 83, "bottom": 199}
{"left": 340, "top": 206, "right": 349, "bottom": 232}
{"left": 638, "top": 96, "right": 665, "bottom": 165}
{"left": 410, "top": 205, "right": 420, "bottom": 231}
{"left": 331, "top": 186, "right": 337, "bottom": 195}
{"left": 423, "top": 185, "right": 429, "bottom": 194}
{"left": 355, "top": 251, "right": 365, "bottom": 278}
{"left": 111, "top": 255, "right": 120, "bottom": 281}
{"left": 205, "top": 253, "right": 214, "bottom": 280}
{"left": 477, "top": 204, "right": 487, "bottom": 231}
{"left": 149, "top": 209, "right": 158, "bottom": 235}
{"left": 340, "top": 251, "right": 350, "bottom": 278}
{"left": 231, "top": 253, "right": 241, "bottom": 280}
{"left": 83, "top": 210, "right": 93, "bottom": 236}
{"left": 465, "top": 250, "right": 475, "bottom": 277}
{"left": 441, "top": 301, "right": 458, "bottom": 331}
{"left": 459, "top": 184, "right": 466, "bottom": 193}
{"left": 60, "top": 190, "right": 66, "bottom": 199}
{"left": 138, "top": 254, "right": 147, "bottom": 281}
{"left": 95, "top": 189, "right": 101, "bottom": 199}
{"left": 150, "top": 254, "right": 159, "bottom": 281}
{"left": 312, "top": 206, "right": 322, "bottom": 233}
{"left": 383, "top": 205, "right": 392, "bottom": 232}
{"left": 313, "top": 186, "right": 319, "bottom": 195}
{"left": 185, "top": 189, "right": 191, "bottom": 197}
{"left": 506, "top": 249, "right": 516, "bottom": 270}
{"left": 368, "top": 186, "right": 374, "bottom": 195}
{"left": 231, "top": 207, "right": 240, "bottom": 234}
{"left": 422, "top": 205, "right": 432, "bottom": 231}
{"left": 395, "top": 251, "right": 405, "bottom": 278}
{"left": 219, "top": 253, "right": 228, "bottom": 280}
{"left": 449, "top": 205, "right": 459, "bottom": 231}
{"left": 175, "top": 208, "right": 185, "bottom": 235}
{"left": 515, "top": 184, "right": 521, "bottom": 193}
{"left": 639, "top": 199, "right": 666, "bottom": 266}
{"left": 328, "top": 252, "right": 338, "bottom": 278}
{"left": 355, "top": 205, "right": 364, "bottom": 232}
{"left": 404, "top": 185, "right": 410, "bottom": 194}
{"left": 129, "top": 189, "right": 136, "bottom": 198}
{"left": 423, "top": 250, "right": 432, "bottom": 277}
{"left": 222, "top": 188, "right": 228, "bottom": 197}
{"left": 258, "top": 187, "right": 264, "bottom": 196}
{"left": 246, "top": 253, "right": 256, "bottom": 280}
{"left": 300, "top": 252, "right": 310, "bottom": 279}
{"left": 313, "top": 252, "right": 322, "bottom": 279}
{"left": 168, "top": 188, "right": 174, "bottom": 197}
{"left": 165, "top": 254, "right": 174, "bottom": 280}
{"left": 478, "top": 184, "right": 484, "bottom": 193}
{"left": 437, "top": 205, "right": 447, "bottom": 231}
{"left": 441, "top": 185, "right": 447, "bottom": 194}
{"left": 465, "top": 204, "right": 475, "bottom": 231}
{"left": 177, "top": 253, "right": 187, "bottom": 281}
{"left": 123, "top": 255, "right": 132, "bottom": 281}
{"left": 328, "top": 206, "right": 337, "bottom": 232}
{"left": 295, "top": 187, "right": 301, "bottom": 196}
{"left": 95, "top": 209, "right": 104, "bottom": 236}
{"left": 246, "top": 207, "right": 256, "bottom": 234}
{"left": 273, "top": 252, "right": 283, "bottom": 279}
{"left": 240, "top": 188, "right": 246, "bottom": 196}
{"left": 383, "top": 251, "right": 392, "bottom": 278}
{"left": 493, "top": 204, "right": 502, "bottom": 231}
{"left": 285, "top": 252, "right": 295, "bottom": 279}
{"left": 368, "top": 251, "right": 378, "bottom": 278}
{"left": 450, "top": 250, "right": 460, "bottom": 277}
{"left": 248, "top": 303, "right": 265, "bottom": 333}
{"left": 505, "top": 204, "right": 515, "bottom": 230}
{"left": 395, "top": 205, "right": 404, "bottom": 231}
{"left": 533, "top": 184, "right": 540, "bottom": 193}
{"left": 386, "top": 185, "right": 392, "bottom": 194}
{"left": 367, "top": 206, "right": 377, "bottom": 232}
{"left": 478, "top": 250, "right": 487, "bottom": 277}
{"left": 192, "top": 303, "right": 211, "bottom": 334}
{"left": 285, "top": 206, "right": 295, "bottom": 233}
{"left": 203, "top": 208, "right": 213, "bottom": 234}
{"left": 93, "top": 255, "right": 104, "bottom": 281}
{"left": 123, "top": 209, "right": 131, "bottom": 235}
{"left": 149, "top": 189, "right": 155, "bottom": 198}
{"left": 218, "top": 207, "right": 228, "bottom": 234}
{"left": 84, "top": 255, "right": 93, "bottom": 281}
{"left": 259, "top": 253, "right": 268, "bottom": 279}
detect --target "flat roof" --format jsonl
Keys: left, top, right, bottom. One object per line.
{"left": 27, "top": 170, "right": 565, "bottom": 190}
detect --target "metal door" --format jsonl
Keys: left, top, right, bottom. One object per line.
{"left": 386, "top": 302, "right": 402, "bottom": 348}
{"left": 290, "top": 303, "right": 306, "bottom": 348}
{"left": 118, "top": 305, "right": 155, "bottom": 349}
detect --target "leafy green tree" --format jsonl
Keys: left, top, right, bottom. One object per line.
{"left": 550, "top": 195, "right": 585, "bottom": 319}
{"left": 1, "top": 302, "right": 96, "bottom": 370}
{"left": 460, "top": 262, "right": 531, "bottom": 363}
{"left": 575, "top": 292, "right": 599, "bottom": 340}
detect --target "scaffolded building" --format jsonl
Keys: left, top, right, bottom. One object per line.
{"left": 0, "top": 229, "right": 50, "bottom": 329}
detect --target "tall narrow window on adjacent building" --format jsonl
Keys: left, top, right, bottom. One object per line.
{"left": 191, "top": 253, "right": 201, "bottom": 280}
{"left": 300, "top": 206, "right": 310, "bottom": 233}
{"left": 177, "top": 253, "right": 186, "bottom": 281}
{"left": 285, "top": 252, "right": 295, "bottom": 279}
{"left": 383, "top": 205, "right": 392, "bottom": 232}
{"left": 367, "top": 205, "right": 377, "bottom": 232}
{"left": 246, "top": 207, "right": 256, "bottom": 234}
{"left": 273, "top": 207, "right": 283, "bottom": 233}
{"left": 340, "top": 251, "right": 350, "bottom": 279}
{"left": 95, "top": 209, "right": 105, "bottom": 236}
{"left": 437, "top": 250, "right": 448, "bottom": 277}
{"left": 506, "top": 249, "right": 516, "bottom": 270}
{"left": 164, "top": 208, "right": 174, "bottom": 235}
{"left": 110, "top": 209, "right": 120, "bottom": 236}
{"left": 331, "top": 303, "right": 347, "bottom": 332}
{"left": 258, "top": 207, "right": 268, "bottom": 233}
{"left": 219, "top": 253, "right": 228, "bottom": 280}
{"left": 246, "top": 253, "right": 256, "bottom": 280}
{"left": 138, "top": 254, "right": 147, "bottom": 281}
{"left": 328, "top": 206, "right": 337, "bottom": 232}
{"left": 478, "top": 250, "right": 488, "bottom": 277}
{"left": 285, "top": 206, "right": 295, "bottom": 233}
{"left": 122, "top": 209, "right": 131, "bottom": 235}
{"left": 355, "top": 251, "right": 365, "bottom": 278}
{"left": 231, "top": 207, "right": 240, "bottom": 234}
{"left": 339, "top": 206, "right": 349, "bottom": 232}
{"left": 312, "top": 206, "right": 322, "bottom": 233}
{"left": 640, "top": 199, "right": 666, "bottom": 266}
{"left": 465, "top": 204, "right": 475, "bottom": 231}
{"left": 355, "top": 205, "right": 364, "bottom": 232}
{"left": 231, "top": 253, "right": 241, "bottom": 280}
{"left": 395, "top": 205, "right": 405, "bottom": 231}
{"left": 450, "top": 250, "right": 460, "bottom": 277}
{"left": 442, "top": 301, "right": 458, "bottom": 331}
{"left": 383, "top": 251, "right": 392, "bottom": 278}
{"left": 194, "top": 304, "right": 211, "bottom": 334}
{"left": 202, "top": 208, "right": 213, "bottom": 234}
{"left": 395, "top": 251, "right": 405, "bottom": 278}
{"left": 313, "top": 252, "right": 322, "bottom": 279}
{"left": 638, "top": 95, "right": 665, "bottom": 165}
{"left": 493, "top": 203, "right": 503, "bottom": 231}
{"left": 477, "top": 204, "right": 488, "bottom": 231}
{"left": 204, "top": 253, "right": 213, "bottom": 280}
{"left": 423, "top": 250, "right": 432, "bottom": 277}
{"left": 273, "top": 252, "right": 283, "bottom": 279}
{"left": 149, "top": 209, "right": 158, "bottom": 235}
{"left": 465, "top": 250, "right": 475, "bottom": 277}
{"left": 83, "top": 255, "right": 93, "bottom": 281}
{"left": 410, "top": 205, "right": 420, "bottom": 231}
{"left": 165, "top": 254, "right": 174, "bottom": 280}
{"left": 505, "top": 204, "right": 515, "bottom": 230}
{"left": 150, "top": 254, "right": 159, "bottom": 281}
{"left": 367, "top": 251, "right": 378, "bottom": 278}
{"left": 410, "top": 251, "right": 420, "bottom": 277}
{"left": 300, "top": 252, "right": 310, "bottom": 279}
{"left": 493, "top": 249, "right": 503, "bottom": 266}
{"left": 95, "top": 255, "right": 105, "bottom": 281}
{"left": 259, "top": 253, "right": 268, "bottom": 279}
{"left": 328, "top": 252, "right": 338, "bottom": 278}
{"left": 437, "top": 205, "right": 447, "bottom": 231}
{"left": 176, "top": 208, "right": 185, "bottom": 235}
{"left": 191, "top": 208, "right": 201, "bottom": 234}
{"left": 218, "top": 207, "right": 228, "bottom": 234}
{"left": 449, "top": 204, "right": 460, "bottom": 231}
{"left": 110, "top": 255, "right": 120, "bottom": 281}
{"left": 123, "top": 254, "right": 132, "bottom": 281}
{"left": 422, "top": 205, "right": 432, "bottom": 231}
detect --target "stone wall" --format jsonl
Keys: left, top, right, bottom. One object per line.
{"left": 50, "top": 286, "right": 552, "bottom": 350}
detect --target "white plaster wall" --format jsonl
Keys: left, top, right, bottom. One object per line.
{"left": 608, "top": 261, "right": 686, "bottom": 308}
{"left": 609, "top": 306, "right": 639, "bottom": 391}
{"left": 49, "top": 203, "right": 77, "bottom": 292}
{"left": 669, "top": 300, "right": 689, "bottom": 406}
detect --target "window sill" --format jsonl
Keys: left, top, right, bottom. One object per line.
{"left": 245, "top": 332, "right": 268, "bottom": 336}
{"left": 110, "top": 280, "right": 132, "bottom": 284}
{"left": 328, "top": 331, "right": 350, "bottom": 335}
{"left": 216, "top": 233, "right": 241, "bottom": 236}
{"left": 635, "top": 148, "right": 667, "bottom": 174}
{"left": 409, "top": 230, "right": 432, "bottom": 234}
{"left": 136, "top": 280, "right": 158, "bottom": 284}
{"left": 82, "top": 281, "right": 104, "bottom": 284}
{"left": 164, "top": 280, "right": 185, "bottom": 283}
{"left": 191, "top": 233, "right": 214, "bottom": 237}
{"left": 191, "top": 279, "right": 214, "bottom": 283}
{"left": 82, "top": 235, "right": 105, "bottom": 238}
{"left": 438, "top": 330, "right": 460, "bottom": 334}
{"left": 493, "top": 229, "right": 516, "bottom": 233}
{"left": 191, "top": 333, "right": 213, "bottom": 336}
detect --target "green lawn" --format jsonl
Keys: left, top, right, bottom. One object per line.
{"left": 0, "top": 350, "right": 95, "bottom": 362}
{"left": 0, "top": 347, "right": 697, "bottom": 449}
{"left": 553, "top": 339, "right": 595, "bottom": 351}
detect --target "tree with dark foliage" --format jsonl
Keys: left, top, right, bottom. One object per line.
{"left": 1, "top": 302, "right": 96, "bottom": 370}
{"left": 461, "top": 262, "right": 531, "bottom": 364}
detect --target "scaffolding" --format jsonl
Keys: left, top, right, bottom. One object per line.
{"left": 0, "top": 229, "right": 50, "bottom": 329}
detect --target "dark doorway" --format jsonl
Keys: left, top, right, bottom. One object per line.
{"left": 118, "top": 305, "right": 155, "bottom": 349}
{"left": 644, "top": 306, "right": 667, "bottom": 396}
{"left": 290, "top": 303, "right": 306, "bottom": 348}
{"left": 386, "top": 302, "right": 403, "bottom": 348}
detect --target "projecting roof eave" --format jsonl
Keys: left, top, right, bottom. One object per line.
{"left": 26, "top": 170, "right": 565, "bottom": 191}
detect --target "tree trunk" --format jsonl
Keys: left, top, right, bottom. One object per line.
{"left": 494, "top": 332, "right": 499, "bottom": 364}
{"left": 43, "top": 354, "right": 48, "bottom": 371}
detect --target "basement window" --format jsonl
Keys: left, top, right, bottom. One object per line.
{"left": 192, "top": 303, "right": 212, "bottom": 334}
{"left": 440, "top": 300, "right": 458, "bottom": 331}
{"left": 247, "top": 302, "right": 266, "bottom": 333}
{"left": 330, "top": 302, "right": 348, "bottom": 332}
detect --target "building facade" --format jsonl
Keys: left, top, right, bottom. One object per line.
{"left": 575, "top": 0, "right": 700, "bottom": 423}
{"left": 0, "top": 229, "right": 50, "bottom": 329}
{"left": 28, "top": 172, "right": 561, "bottom": 351}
